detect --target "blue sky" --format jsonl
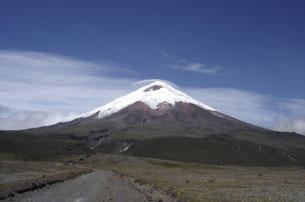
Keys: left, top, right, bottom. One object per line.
{"left": 0, "top": 0, "right": 305, "bottom": 134}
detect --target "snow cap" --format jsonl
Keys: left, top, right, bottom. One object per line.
{"left": 81, "top": 81, "right": 215, "bottom": 119}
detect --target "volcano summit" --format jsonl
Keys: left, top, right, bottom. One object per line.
{"left": 1, "top": 81, "right": 305, "bottom": 166}
{"left": 81, "top": 81, "right": 215, "bottom": 119}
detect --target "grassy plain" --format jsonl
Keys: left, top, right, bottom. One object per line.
{"left": 1, "top": 154, "right": 305, "bottom": 201}
{"left": 87, "top": 154, "right": 305, "bottom": 202}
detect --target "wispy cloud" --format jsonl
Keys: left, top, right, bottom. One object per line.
{"left": 277, "top": 99, "right": 305, "bottom": 116}
{"left": 169, "top": 63, "right": 223, "bottom": 74}
{"left": 131, "top": 79, "right": 181, "bottom": 89}
{"left": 153, "top": 48, "right": 223, "bottom": 74}
{"left": 0, "top": 105, "right": 11, "bottom": 117}
{"left": 270, "top": 99, "right": 305, "bottom": 134}
{"left": 186, "top": 88, "right": 305, "bottom": 134}
{"left": 271, "top": 115, "right": 305, "bottom": 135}
{"left": 156, "top": 49, "right": 169, "bottom": 58}
{"left": 186, "top": 88, "right": 274, "bottom": 127}
{"left": 0, "top": 50, "right": 137, "bottom": 129}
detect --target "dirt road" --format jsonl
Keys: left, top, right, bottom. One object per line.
{"left": 5, "top": 169, "right": 174, "bottom": 202}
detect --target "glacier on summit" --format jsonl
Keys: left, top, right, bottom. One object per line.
{"left": 81, "top": 81, "right": 215, "bottom": 119}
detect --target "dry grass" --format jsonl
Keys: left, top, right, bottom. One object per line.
{"left": 88, "top": 154, "right": 305, "bottom": 202}
{"left": 119, "top": 166, "right": 305, "bottom": 201}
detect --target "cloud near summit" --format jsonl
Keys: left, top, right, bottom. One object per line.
{"left": 169, "top": 63, "right": 223, "bottom": 74}
{"left": 153, "top": 48, "right": 223, "bottom": 74}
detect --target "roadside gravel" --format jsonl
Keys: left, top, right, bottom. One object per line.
{"left": 5, "top": 169, "right": 175, "bottom": 202}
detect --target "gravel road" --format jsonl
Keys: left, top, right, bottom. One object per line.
{"left": 5, "top": 169, "right": 174, "bottom": 202}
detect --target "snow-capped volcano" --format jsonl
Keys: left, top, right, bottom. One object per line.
{"left": 81, "top": 81, "right": 215, "bottom": 119}
{"left": 3, "top": 81, "right": 305, "bottom": 167}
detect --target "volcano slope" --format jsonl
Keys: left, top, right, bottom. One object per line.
{"left": 1, "top": 81, "right": 305, "bottom": 166}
